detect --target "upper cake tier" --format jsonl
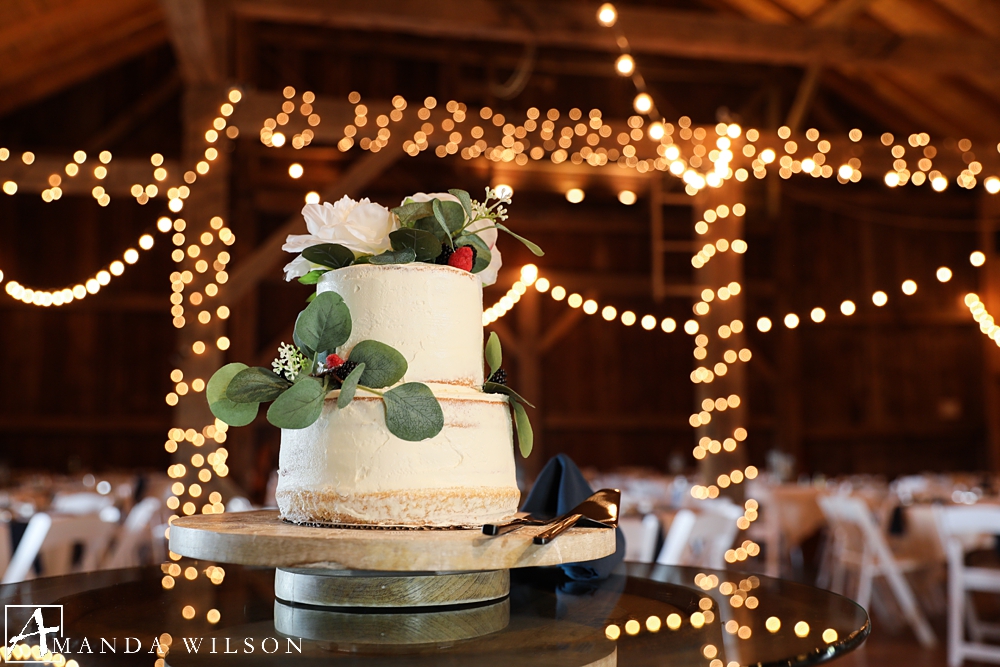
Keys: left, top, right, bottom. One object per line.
{"left": 317, "top": 263, "right": 484, "bottom": 386}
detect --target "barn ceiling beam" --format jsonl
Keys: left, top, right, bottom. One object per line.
{"left": 0, "top": 0, "right": 167, "bottom": 116}
{"left": 160, "top": 0, "right": 221, "bottom": 84}
{"left": 230, "top": 0, "right": 1000, "bottom": 78}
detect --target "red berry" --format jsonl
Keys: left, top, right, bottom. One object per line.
{"left": 447, "top": 246, "right": 474, "bottom": 271}
{"left": 325, "top": 353, "right": 345, "bottom": 369}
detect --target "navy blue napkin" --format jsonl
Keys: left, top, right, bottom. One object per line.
{"left": 520, "top": 453, "right": 625, "bottom": 581}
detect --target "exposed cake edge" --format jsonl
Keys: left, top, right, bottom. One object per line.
{"left": 277, "top": 486, "right": 521, "bottom": 527}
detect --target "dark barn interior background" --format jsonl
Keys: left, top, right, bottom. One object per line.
{"left": 0, "top": 0, "right": 997, "bottom": 501}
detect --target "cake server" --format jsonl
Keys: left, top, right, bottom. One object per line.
{"left": 481, "top": 488, "right": 620, "bottom": 538}
{"left": 531, "top": 488, "right": 620, "bottom": 545}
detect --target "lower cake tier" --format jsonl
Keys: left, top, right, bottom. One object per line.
{"left": 276, "top": 385, "right": 520, "bottom": 527}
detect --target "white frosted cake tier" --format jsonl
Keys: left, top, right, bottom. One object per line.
{"left": 317, "top": 264, "right": 484, "bottom": 387}
{"left": 276, "top": 384, "right": 520, "bottom": 527}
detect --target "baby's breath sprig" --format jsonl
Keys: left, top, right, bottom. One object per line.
{"left": 272, "top": 342, "right": 310, "bottom": 381}
{"left": 469, "top": 186, "right": 511, "bottom": 226}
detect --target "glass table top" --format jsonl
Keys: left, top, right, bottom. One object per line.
{"left": 0, "top": 562, "right": 868, "bottom": 666}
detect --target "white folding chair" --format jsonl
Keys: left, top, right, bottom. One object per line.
{"left": 619, "top": 514, "right": 661, "bottom": 563}
{"left": 1, "top": 513, "right": 117, "bottom": 583}
{"left": 50, "top": 492, "right": 113, "bottom": 515}
{"left": 104, "top": 497, "right": 161, "bottom": 569}
{"left": 226, "top": 497, "right": 255, "bottom": 512}
{"left": 935, "top": 505, "right": 1000, "bottom": 666}
{"left": 656, "top": 500, "right": 743, "bottom": 569}
{"left": 818, "top": 494, "right": 937, "bottom": 647}
{"left": 0, "top": 518, "right": 11, "bottom": 577}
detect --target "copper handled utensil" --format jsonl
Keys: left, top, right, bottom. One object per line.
{"left": 532, "top": 488, "right": 620, "bottom": 545}
{"left": 481, "top": 489, "right": 620, "bottom": 542}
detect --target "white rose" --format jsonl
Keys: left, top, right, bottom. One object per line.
{"left": 282, "top": 254, "right": 315, "bottom": 281}
{"left": 477, "top": 244, "right": 502, "bottom": 287}
{"left": 401, "top": 192, "right": 460, "bottom": 206}
{"left": 281, "top": 196, "right": 398, "bottom": 281}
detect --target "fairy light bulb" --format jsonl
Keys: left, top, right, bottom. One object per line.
{"left": 615, "top": 54, "right": 635, "bottom": 76}
{"left": 633, "top": 93, "right": 653, "bottom": 114}
{"left": 597, "top": 3, "right": 617, "bottom": 26}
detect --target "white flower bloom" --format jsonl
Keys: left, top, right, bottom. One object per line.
{"left": 282, "top": 196, "right": 397, "bottom": 280}
{"left": 282, "top": 254, "right": 316, "bottom": 281}
{"left": 402, "top": 192, "right": 460, "bottom": 206}
{"left": 477, "top": 244, "right": 502, "bottom": 287}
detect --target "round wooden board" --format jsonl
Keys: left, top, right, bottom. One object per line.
{"left": 170, "top": 510, "right": 616, "bottom": 571}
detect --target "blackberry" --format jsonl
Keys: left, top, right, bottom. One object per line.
{"left": 435, "top": 246, "right": 454, "bottom": 265}
{"left": 488, "top": 369, "right": 508, "bottom": 385}
{"left": 332, "top": 360, "right": 360, "bottom": 381}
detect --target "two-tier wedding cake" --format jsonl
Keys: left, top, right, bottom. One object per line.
{"left": 207, "top": 187, "right": 542, "bottom": 527}
{"left": 277, "top": 263, "right": 520, "bottom": 526}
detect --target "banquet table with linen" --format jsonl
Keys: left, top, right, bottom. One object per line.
{"left": 0, "top": 562, "right": 868, "bottom": 666}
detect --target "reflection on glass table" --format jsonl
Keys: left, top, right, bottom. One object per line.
{"left": 0, "top": 562, "right": 868, "bottom": 666}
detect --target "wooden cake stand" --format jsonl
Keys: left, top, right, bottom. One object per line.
{"left": 170, "top": 510, "right": 616, "bottom": 612}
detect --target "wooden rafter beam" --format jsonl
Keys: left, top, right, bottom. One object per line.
{"left": 230, "top": 0, "right": 1000, "bottom": 78}
{"left": 0, "top": 0, "right": 168, "bottom": 116}
{"left": 159, "top": 0, "right": 220, "bottom": 84}
{"left": 87, "top": 71, "right": 183, "bottom": 150}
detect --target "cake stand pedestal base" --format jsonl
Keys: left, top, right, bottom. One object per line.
{"left": 274, "top": 567, "right": 509, "bottom": 608}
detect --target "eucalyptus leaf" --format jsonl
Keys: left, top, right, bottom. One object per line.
{"left": 348, "top": 340, "right": 408, "bottom": 388}
{"left": 448, "top": 188, "right": 474, "bottom": 219}
{"left": 434, "top": 199, "right": 467, "bottom": 234}
{"left": 431, "top": 199, "right": 456, "bottom": 249}
{"left": 485, "top": 332, "right": 502, "bottom": 377}
{"left": 496, "top": 223, "right": 544, "bottom": 256}
{"left": 457, "top": 234, "right": 492, "bottom": 273}
{"left": 392, "top": 201, "right": 435, "bottom": 227}
{"left": 370, "top": 247, "right": 417, "bottom": 265}
{"left": 297, "top": 269, "right": 328, "bottom": 285}
{"left": 483, "top": 381, "right": 536, "bottom": 408}
{"left": 207, "top": 363, "right": 259, "bottom": 427}
{"left": 512, "top": 400, "right": 533, "bottom": 458}
{"left": 354, "top": 254, "right": 373, "bottom": 265}
{"left": 383, "top": 383, "right": 444, "bottom": 441}
{"left": 267, "top": 376, "right": 327, "bottom": 429}
{"left": 301, "top": 243, "right": 356, "bottom": 269}
{"left": 293, "top": 291, "right": 352, "bottom": 356}
{"left": 227, "top": 366, "right": 290, "bottom": 403}
{"left": 337, "top": 362, "right": 365, "bottom": 409}
{"left": 389, "top": 228, "right": 442, "bottom": 262}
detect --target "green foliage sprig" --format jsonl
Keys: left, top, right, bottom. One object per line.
{"left": 482, "top": 331, "right": 534, "bottom": 458}
{"left": 207, "top": 291, "right": 444, "bottom": 440}
{"left": 295, "top": 188, "right": 543, "bottom": 281}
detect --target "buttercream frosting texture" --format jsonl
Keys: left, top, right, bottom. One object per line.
{"left": 277, "top": 264, "right": 519, "bottom": 526}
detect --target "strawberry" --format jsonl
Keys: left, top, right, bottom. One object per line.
{"left": 447, "top": 246, "right": 474, "bottom": 272}
{"left": 325, "top": 353, "right": 345, "bottom": 369}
